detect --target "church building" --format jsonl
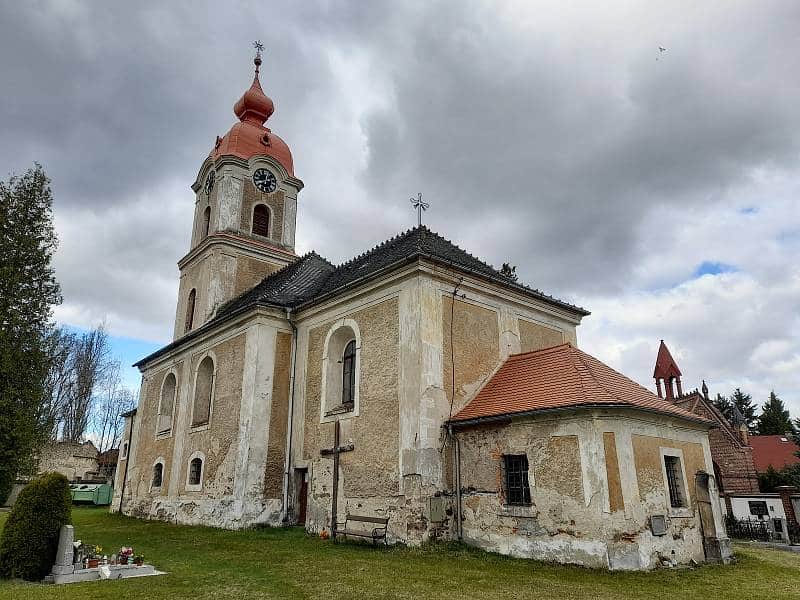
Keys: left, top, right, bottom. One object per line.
{"left": 112, "top": 51, "right": 732, "bottom": 570}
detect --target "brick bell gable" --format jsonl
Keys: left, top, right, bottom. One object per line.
{"left": 673, "top": 390, "right": 759, "bottom": 494}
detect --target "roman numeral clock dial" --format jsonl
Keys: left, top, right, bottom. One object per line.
{"left": 253, "top": 168, "right": 277, "bottom": 193}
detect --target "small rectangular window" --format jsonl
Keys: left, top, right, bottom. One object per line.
{"left": 503, "top": 454, "right": 531, "bottom": 506}
{"left": 663, "top": 455, "right": 686, "bottom": 508}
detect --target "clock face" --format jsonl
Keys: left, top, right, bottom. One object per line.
{"left": 204, "top": 171, "right": 215, "bottom": 194}
{"left": 253, "top": 168, "right": 277, "bottom": 193}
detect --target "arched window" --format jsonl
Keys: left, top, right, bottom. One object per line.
{"left": 185, "top": 289, "right": 196, "bottom": 333}
{"left": 202, "top": 206, "right": 211, "bottom": 238}
{"left": 252, "top": 204, "right": 270, "bottom": 237}
{"left": 189, "top": 457, "right": 203, "bottom": 486}
{"left": 342, "top": 340, "right": 356, "bottom": 408}
{"left": 152, "top": 462, "right": 163, "bottom": 488}
{"left": 157, "top": 372, "right": 177, "bottom": 435}
{"left": 321, "top": 320, "right": 360, "bottom": 419}
{"left": 192, "top": 356, "right": 214, "bottom": 427}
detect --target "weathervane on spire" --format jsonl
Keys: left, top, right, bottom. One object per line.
{"left": 253, "top": 40, "right": 264, "bottom": 73}
{"left": 409, "top": 192, "right": 429, "bottom": 227}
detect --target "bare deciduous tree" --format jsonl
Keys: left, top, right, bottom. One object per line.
{"left": 40, "top": 327, "right": 77, "bottom": 439}
{"left": 92, "top": 361, "right": 135, "bottom": 452}
{"left": 60, "top": 325, "right": 112, "bottom": 442}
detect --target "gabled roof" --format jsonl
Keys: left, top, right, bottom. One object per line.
{"left": 750, "top": 435, "right": 800, "bottom": 473}
{"left": 136, "top": 227, "right": 588, "bottom": 368}
{"left": 653, "top": 340, "right": 682, "bottom": 379}
{"left": 216, "top": 226, "right": 589, "bottom": 319}
{"left": 450, "top": 343, "right": 710, "bottom": 425}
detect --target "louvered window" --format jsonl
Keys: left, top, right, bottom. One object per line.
{"left": 202, "top": 206, "right": 211, "bottom": 237}
{"left": 252, "top": 204, "right": 270, "bottom": 237}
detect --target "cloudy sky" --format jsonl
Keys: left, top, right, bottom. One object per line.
{"left": 2, "top": 1, "right": 799, "bottom": 418}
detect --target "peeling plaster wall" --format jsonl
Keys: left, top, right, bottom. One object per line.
{"left": 456, "top": 410, "right": 727, "bottom": 570}
{"left": 121, "top": 321, "right": 288, "bottom": 528}
{"left": 264, "top": 331, "right": 291, "bottom": 499}
{"left": 442, "top": 296, "right": 500, "bottom": 417}
{"left": 518, "top": 318, "right": 566, "bottom": 354}
{"left": 301, "top": 298, "right": 404, "bottom": 538}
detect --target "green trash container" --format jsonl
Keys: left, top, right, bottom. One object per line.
{"left": 69, "top": 483, "right": 113, "bottom": 505}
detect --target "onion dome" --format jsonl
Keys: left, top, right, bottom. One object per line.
{"left": 211, "top": 52, "right": 294, "bottom": 176}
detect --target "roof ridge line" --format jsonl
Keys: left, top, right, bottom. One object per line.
{"left": 334, "top": 227, "right": 418, "bottom": 268}
{"left": 508, "top": 342, "right": 572, "bottom": 360}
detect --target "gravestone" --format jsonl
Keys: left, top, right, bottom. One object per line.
{"left": 52, "top": 525, "right": 75, "bottom": 575}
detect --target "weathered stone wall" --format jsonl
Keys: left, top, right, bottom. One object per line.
{"left": 234, "top": 255, "right": 280, "bottom": 297}
{"left": 456, "top": 411, "right": 722, "bottom": 570}
{"left": 126, "top": 365, "right": 181, "bottom": 498}
{"left": 518, "top": 318, "right": 565, "bottom": 353}
{"left": 240, "top": 181, "right": 284, "bottom": 243}
{"left": 264, "top": 331, "right": 292, "bottom": 499}
{"left": 37, "top": 442, "right": 98, "bottom": 481}
{"left": 302, "top": 298, "right": 402, "bottom": 535}
{"left": 177, "top": 334, "right": 246, "bottom": 494}
{"left": 442, "top": 297, "right": 500, "bottom": 416}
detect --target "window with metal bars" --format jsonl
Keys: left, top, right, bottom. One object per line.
{"left": 664, "top": 455, "right": 686, "bottom": 508}
{"left": 252, "top": 204, "right": 270, "bottom": 237}
{"left": 503, "top": 454, "right": 531, "bottom": 505}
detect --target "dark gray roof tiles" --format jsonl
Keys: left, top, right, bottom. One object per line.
{"left": 217, "top": 226, "right": 588, "bottom": 318}
{"left": 135, "top": 226, "right": 588, "bottom": 367}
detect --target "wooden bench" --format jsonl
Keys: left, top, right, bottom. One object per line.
{"left": 334, "top": 514, "right": 389, "bottom": 545}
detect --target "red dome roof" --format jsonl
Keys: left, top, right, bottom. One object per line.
{"left": 210, "top": 55, "right": 294, "bottom": 176}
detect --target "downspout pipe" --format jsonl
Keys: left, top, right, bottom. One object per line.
{"left": 449, "top": 423, "right": 463, "bottom": 541}
{"left": 281, "top": 308, "right": 299, "bottom": 524}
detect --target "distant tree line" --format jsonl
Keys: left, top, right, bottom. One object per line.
{"left": 0, "top": 165, "right": 134, "bottom": 504}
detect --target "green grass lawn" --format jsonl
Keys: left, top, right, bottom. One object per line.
{"left": 1, "top": 507, "right": 798, "bottom": 599}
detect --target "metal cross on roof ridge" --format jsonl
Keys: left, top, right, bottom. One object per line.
{"left": 409, "top": 192, "right": 429, "bottom": 227}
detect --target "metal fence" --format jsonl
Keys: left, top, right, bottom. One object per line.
{"left": 725, "top": 516, "right": 770, "bottom": 541}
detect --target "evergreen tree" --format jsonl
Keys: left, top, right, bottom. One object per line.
{"left": 713, "top": 393, "right": 733, "bottom": 421}
{"left": 0, "top": 165, "right": 61, "bottom": 503}
{"left": 730, "top": 388, "right": 757, "bottom": 431}
{"left": 755, "top": 391, "right": 797, "bottom": 435}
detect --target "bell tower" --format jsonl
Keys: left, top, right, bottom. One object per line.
{"left": 173, "top": 46, "right": 303, "bottom": 340}
{"left": 653, "top": 340, "right": 683, "bottom": 400}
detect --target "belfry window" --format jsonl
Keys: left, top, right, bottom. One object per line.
{"left": 342, "top": 340, "right": 356, "bottom": 408}
{"left": 192, "top": 356, "right": 214, "bottom": 427}
{"left": 185, "top": 289, "right": 196, "bottom": 333}
{"left": 252, "top": 204, "right": 270, "bottom": 237}
{"left": 202, "top": 206, "right": 211, "bottom": 238}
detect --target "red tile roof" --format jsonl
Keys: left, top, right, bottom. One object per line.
{"left": 450, "top": 343, "right": 710, "bottom": 425}
{"left": 749, "top": 435, "right": 800, "bottom": 473}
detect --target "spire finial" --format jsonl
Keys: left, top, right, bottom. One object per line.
{"left": 253, "top": 40, "right": 264, "bottom": 73}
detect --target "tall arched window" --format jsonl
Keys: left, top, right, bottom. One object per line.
{"left": 157, "top": 372, "right": 177, "bottom": 435}
{"left": 252, "top": 204, "right": 270, "bottom": 237}
{"left": 189, "top": 457, "right": 203, "bottom": 486}
{"left": 202, "top": 206, "right": 211, "bottom": 238}
{"left": 152, "top": 462, "right": 163, "bottom": 488}
{"left": 342, "top": 340, "right": 356, "bottom": 408}
{"left": 192, "top": 356, "right": 214, "bottom": 427}
{"left": 185, "top": 289, "right": 196, "bottom": 333}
